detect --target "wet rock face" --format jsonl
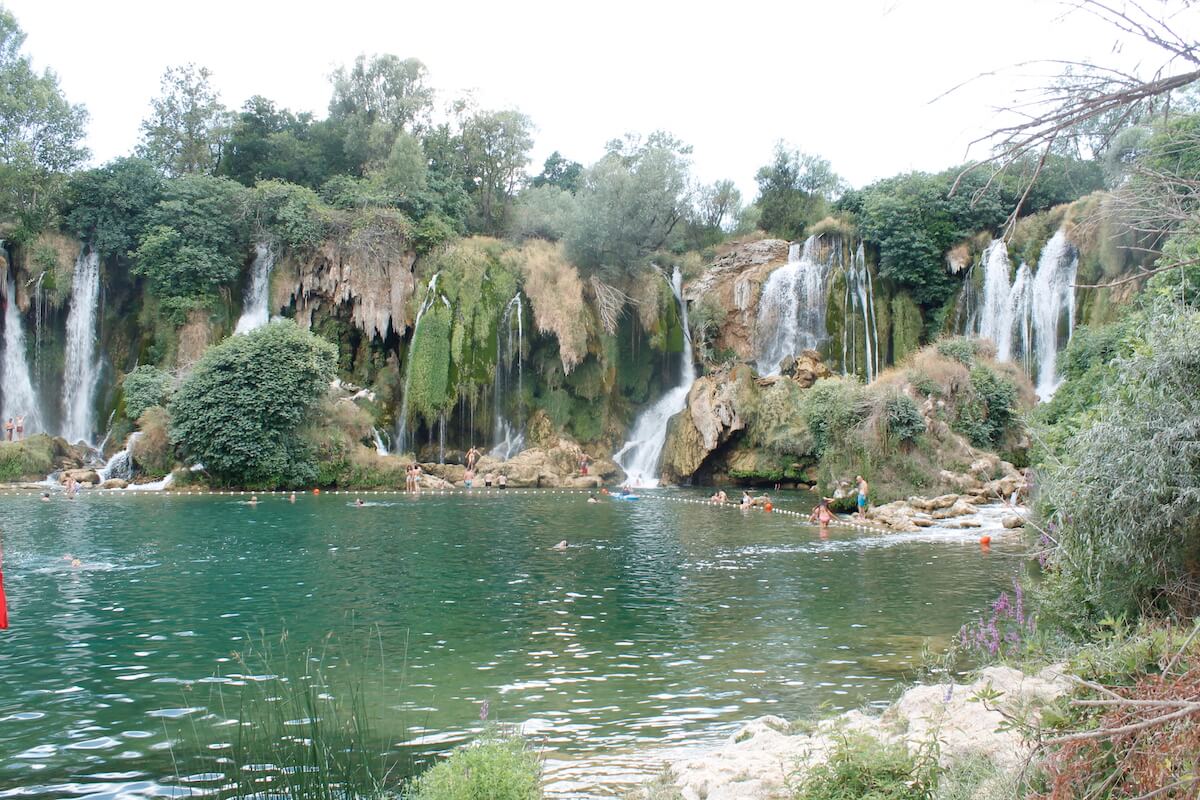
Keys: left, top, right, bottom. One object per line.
{"left": 685, "top": 239, "right": 789, "bottom": 361}
{"left": 274, "top": 234, "right": 418, "bottom": 340}
{"left": 660, "top": 366, "right": 753, "bottom": 483}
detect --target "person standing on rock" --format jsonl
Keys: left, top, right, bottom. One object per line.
{"left": 466, "top": 446, "right": 480, "bottom": 471}
{"left": 497, "top": 473, "right": 508, "bottom": 490}
{"left": 856, "top": 475, "right": 870, "bottom": 519}
{"left": 14, "top": 416, "right": 23, "bottom": 441}
{"left": 579, "top": 453, "right": 591, "bottom": 476}
{"left": 4, "top": 419, "right": 12, "bottom": 441}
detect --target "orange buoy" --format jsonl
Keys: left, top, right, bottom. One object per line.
{"left": 980, "top": 535, "right": 991, "bottom": 549}
{"left": 313, "top": 488, "right": 321, "bottom": 495}
{"left": 764, "top": 502, "right": 773, "bottom": 512}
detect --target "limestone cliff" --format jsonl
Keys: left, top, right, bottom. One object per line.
{"left": 272, "top": 226, "right": 417, "bottom": 340}
{"left": 684, "top": 238, "right": 789, "bottom": 362}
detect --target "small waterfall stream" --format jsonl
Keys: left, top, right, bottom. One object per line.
{"left": 61, "top": 248, "right": 101, "bottom": 444}
{"left": 613, "top": 266, "right": 695, "bottom": 487}
{"left": 754, "top": 235, "right": 838, "bottom": 376}
{"left": 842, "top": 242, "right": 880, "bottom": 383}
{"left": 490, "top": 293, "right": 525, "bottom": 460}
{"left": 98, "top": 431, "right": 142, "bottom": 482}
{"left": 2, "top": 272, "right": 44, "bottom": 434}
{"left": 234, "top": 242, "right": 276, "bottom": 334}
{"left": 972, "top": 228, "right": 1078, "bottom": 399}
{"left": 395, "top": 273, "right": 441, "bottom": 455}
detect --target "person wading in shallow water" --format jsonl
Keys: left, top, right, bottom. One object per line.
{"left": 856, "top": 475, "right": 870, "bottom": 520}
{"left": 810, "top": 497, "right": 834, "bottom": 536}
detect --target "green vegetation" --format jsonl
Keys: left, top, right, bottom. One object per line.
{"left": 408, "top": 733, "right": 543, "bottom": 800}
{"left": 791, "top": 734, "right": 938, "bottom": 800}
{"left": 170, "top": 321, "right": 336, "bottom": 487}
{"left": 121, "top": 365, "right": 174, "bottom": 420}
{"left": 0, "top": 435, "right": 55, "bottom": 482}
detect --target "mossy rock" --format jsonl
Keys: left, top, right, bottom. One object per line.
{"left": 891, "top": 293, "right": 923, "bottom": 363}
{"left": 0, "top": 434, "right": 57, "bottom": 482}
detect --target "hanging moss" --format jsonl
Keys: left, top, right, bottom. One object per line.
{"left": 891, "top": 293, "right": 923, "bottom": 363}
{"left": 407, "top": 301, "right": 453, "bottom": 424}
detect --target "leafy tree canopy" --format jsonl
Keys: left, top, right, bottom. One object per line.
{"left": 170, "top": 321, "right": 336, "bottom": 487}
{"left": 63, "top": 157, "right": 162, "bottom": 258}
{"left": 137, "top": 64, "right": 229, "bottom": 177}
{"left": 754, "top": 143, "right": 843, "bottom": 240}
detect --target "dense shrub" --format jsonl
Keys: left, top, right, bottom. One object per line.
{"left": 935, "top": 337, "right": 982, "bottom": 367}
{"left": 408, "top": 734, "right": 542, "bottom": 800}
{"left": 799, "top": 378, "right": 866, "bottom": 458}
{"left": 791, "top": 734, "right": 938, "bottom": 800}
{"left": 0, "top": 435, "right": 55, "bottom": 482}
{"left": 170, "top": 321, "right": 336, "bottom": 487}
{"left": 62, "top": 157, "right": 163, "bottom": 258}
{"left": 953, "top": 365, "right": 1017, "bottom": 448}
{"left": 1036, "top": 304, "right": 1200, "bottom": 625}
{"left": 882, "top": 392, "right": 925, "bottom": 443}
{"left": 131, "top": 405, "right": 173, "bottom": 477}
{"left": 122, "top": 365, "right": 174, "bottom": 421}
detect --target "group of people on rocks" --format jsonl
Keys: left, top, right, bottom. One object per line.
{"left": 3, "top": 416, "right": 26, "bottom": 441}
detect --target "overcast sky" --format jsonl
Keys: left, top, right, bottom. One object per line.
{"left": 6, "top": 0, "right": 1190, "bottom": 196}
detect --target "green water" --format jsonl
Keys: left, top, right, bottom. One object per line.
{"left": 0, "top": 489, "right": 1021, "bottom": 797}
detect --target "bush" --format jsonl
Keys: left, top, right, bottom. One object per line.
{"left": 170, "top": 321, "right": 336, "bottom": 487}
{"left": 408, "top": 734, "right": 542, "bottom": 800}
{"left": 953, "top": 366, "right": 1017, "bottom": 448}
{"left": 0, "top": 435, "right": 55, "bottom": 482}
{"left": 799, "top": 378, "right": 866, "bottom": 458}
{"left": 935, "top": 337, "right": 981, "bottom": 367}
{"left": 791, "top": 734, "right": 938, "bottom": 800}
{"left": 122, "top": 365, "right": 174, "bottom": 421}
{"left": 882, "top": 392, "right": 925, "bottom": 443}
{"left": 131, "top": 406, "right": 173, "bottom": 477}
{"left": 1036, "top": 304, "right": 1200, "bottom": 625}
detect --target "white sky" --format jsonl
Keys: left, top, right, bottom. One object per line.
{"left": 6, "top": 0, "right": 1192, "bottom": 196}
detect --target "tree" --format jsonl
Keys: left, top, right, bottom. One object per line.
{"left": 0, "top": 8, "right": 88, "bottom": 242}
{"left": 170, "top": 321, "right": 336, "bottom": 487}
{"left": 695, "top": 179, "right": 742, "bottom": 230}
{"left": 457, "top": 107, "right": 534, "bottom": 234}
{"left": 220, "top": 96, "right": 328, "bottom": 188}
{"left": 565, "top": 132, "right": 692, "bottom": 279}
{"left": 754, "top": 143, "right": 842, "bottom": 240}
{"left": 328, "top": 54, "right": 434, "bottom": 171}
{"left": 130, "top": 175, "right": 250, "bottom": 307}
{"left": 531, "top": 151, "right": 583, "bottom": 192}
{"left": 63, "top": 157, "right": 163, "bottom": 258}
{"left": 137, "top": 64, "right": 229, "bottom": 177}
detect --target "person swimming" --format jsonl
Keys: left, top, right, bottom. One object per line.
{"left": 587, "top": 493, "right": 599, "bottom": 504}
{"left": 289, "top": 492, "right": 296, "bottom": 503}
{"left": 354, "top": 498, "right": 365, "bottom": 507}
{"left": 248, "top": 495, "right": 258, "bottom": 505}
{"left": 41, "top": 492, "right": 50, "bottom": 502}
{"left": 709, "top": 490, "right": 728, "bottom": 504}
{"left": 552, "top": 540, "right": 567, "bottom": 550}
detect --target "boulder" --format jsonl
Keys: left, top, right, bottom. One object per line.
{"left": 931, "top": 500, "right": 975, "bottom": 520}
{"left": 786, "top": 349, "right": 832, "bottom": 389}
{"left": 1002, "top": 515, "right": 1025, "bottom": 529}
{"left": 661, "top": 367, "right": 751, "bottom": 482}
{"left": 100, "top": 479, "right": 128, "bottom": 490}
{"left": 60, "top": 468, "right": 99, "bottom": 485}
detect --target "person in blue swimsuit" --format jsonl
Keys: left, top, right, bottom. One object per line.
{"left": 855, "top": 475, "right": 869, "bottom": 519}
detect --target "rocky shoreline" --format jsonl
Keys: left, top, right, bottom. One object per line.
{"left": 646, "top": 664, "right": 1067, "bottom": 800}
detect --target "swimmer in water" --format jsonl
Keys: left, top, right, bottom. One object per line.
{"left": 587, "top": 493, "right": 599, "bottom": 504}
{"left": 289, "top": 492, "right": 296, "bottom": 503}
{"left": 354, "top": 498, "right": 365, "bottom": 507}
{"left": 248, "top": 495, "right": 258, "bottom": 505}
{"left": 41, "top": 492, "right": 50, "bottom": 502}
{"left": 553, "top": 540, "right": 567, "bottom": 550}
{"left": 739, "top": 491, "right": 752, "bottom": 510}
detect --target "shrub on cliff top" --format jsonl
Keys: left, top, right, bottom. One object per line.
{"left": 170, "top": 321, "right": 336, "bottom": 487}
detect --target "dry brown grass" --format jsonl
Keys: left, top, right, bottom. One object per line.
{"left": 518, "top": 240, "right": 588, "bottom": 373}
{"left": 177, "top": 309, "right": 215, "bottom": 368}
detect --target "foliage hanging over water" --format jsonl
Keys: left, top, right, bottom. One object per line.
{"left": 170, "top": 321, "right": 336, "bottom": 487}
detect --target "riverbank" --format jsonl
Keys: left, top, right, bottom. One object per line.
{"left": 636, "top": 663, "right": 1067, "bottom": 800}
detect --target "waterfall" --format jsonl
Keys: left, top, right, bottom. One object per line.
{"left": 395, "top": 273, "right": 441, "bottom": 455}
{"left": 61, "top": 248, "right": 101, "bottom": 445}
{"left": 490, "top": 293, "right": 525, "bottom": 461}
{"left": 2, "top": 274, "right": 44, "bottom": 434}
{"left": 755, "top": 235, "right": 838, "bottom": 376}
{"left": 372, "top": 427, "right": 389, "bottom": 456}
{"left": 613, "top": 266, "right": 695, "bottom": 487}
{"left": 842, "top": 242, "right": 880, "bottom": 383}
{"left": 234, "top": 242, "right": 276, "bottom": 334}
{"left": 1030, "top": 230, "right": 1078, "bottom": 399}
{"left": 970, "top": 229, "right": 1078, "bottom": 400}
{"left": 98, "top": 431, "right": 142, "bottom": 482}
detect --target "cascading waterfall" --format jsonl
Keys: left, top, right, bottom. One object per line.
{"left": 1030, "top": 230, "right": 1078, "bottom": 399}
{"left": 61, "top": 248, "right": 101, "bottom": 445}
{"left": 971, "top": 228, "right": 1078, "bottom": 400}
{"left": 755, "top": 235, "right": 838, "bottom": 376}
{"left": 842, "top": 242, "right": 880, "bottom": 383}
{"left": 490, "top": 293, "right": 525, "bottom": 460}
{"left": 234, "top": 242, "right": 276, "bottom": 334}
{"left": 98, "top": 431, "right": 142, "bottom": 482}
{"left": 613, "top": 266, "right": 695, "bottom": 487}
{"left": 372, "top": 427, "right": 389, "bottom": 456}
{"left": 2, "top": 272, "right": 44, "bottom": 433}
{"left": 395, "top": 273, "right": 441, "bottom": 455}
